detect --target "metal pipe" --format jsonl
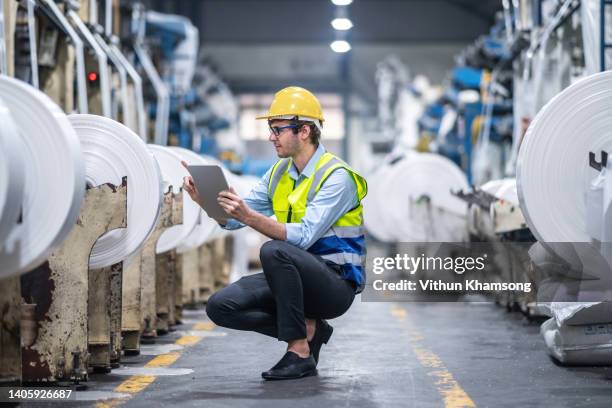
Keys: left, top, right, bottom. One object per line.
{"left": 109, "top": 37, "right": 146, "bottom": 140}
{"left": 27, "top": 0, "right": 39, "bottom": 88}
{"left": 132, "top": 5, "right": 169, "bottom": 145}
{"left": 501, "top": 0, "right": 514, "bottom": 44}
{"left": 42, "top": 0, "right": 88, "bottom": 113}
{"left": 67, "top": 10, "right": 111, "bottom": 117}
{"left": 134, "top": 45, "right": 169, "bottom": 145}
{"left": 89, "top": 0, "right": 98, "bottom": 26}
{"left": 93, "top": 31, "right": 128, "bottom": 122}
{"left": 104, "top": 0, "right": 111, "bottom": 37}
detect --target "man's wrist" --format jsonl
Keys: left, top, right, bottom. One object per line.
{"left": 242, "top": 208, "right": 257, "bottom": 226}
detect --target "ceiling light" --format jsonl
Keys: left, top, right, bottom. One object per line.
{"left": 331, "top": 18, "right": 353, "bottom": 30}
{"left": 331, "top": 0, "right": 353, "bottom": 5}
{"left": 330, "top": 40, "right": 351, "bottom": 53}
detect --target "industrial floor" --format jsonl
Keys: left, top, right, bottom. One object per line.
{"left": 22, "top": 296, "right": 612, "bottom": 408}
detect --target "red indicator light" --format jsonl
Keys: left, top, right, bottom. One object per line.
{"left": 88, "top": 72, "right": 98, "bottom": 81}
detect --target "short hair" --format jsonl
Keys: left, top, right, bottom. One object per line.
{"left": 293, "top": 120, "right": 321, "bottom": 146}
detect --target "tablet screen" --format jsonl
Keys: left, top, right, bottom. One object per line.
{"left": 187, "top": 165, "right": 230, "bottom": 223}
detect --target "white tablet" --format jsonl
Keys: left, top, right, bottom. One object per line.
{"left": 186, "top": 165, "right": 230, "bottom": 224}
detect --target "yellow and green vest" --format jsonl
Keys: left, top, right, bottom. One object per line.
{"left": 268, "top": 152, "right": 367, "bottom": 292}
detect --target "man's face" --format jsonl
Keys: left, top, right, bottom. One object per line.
{"left": 268, "top": 120, "right": 305, "bottom": 158}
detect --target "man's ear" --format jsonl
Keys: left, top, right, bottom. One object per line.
{"left": 299, "top": 124, "right": 311, "bottom": 143}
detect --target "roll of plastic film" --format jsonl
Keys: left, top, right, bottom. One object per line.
{"left": 516, "top": 71, "right": 612, "bottom": 254}
{"left": 363, "top": 160, "right": 399, "bottom": 242}
{"left": 0, "top": 76, "right": 85, "bottom": 277}
{"left": 148, "top": 145, "right": 200, "bottom": 253}
{"left": 68, "top": 114, "right": 164, "bottom": 268}
{"left": 365, "top": 152, "right": 468, "bottom": 242}
{"left": 0, "top": 96, "right": 24, "bottom": 245}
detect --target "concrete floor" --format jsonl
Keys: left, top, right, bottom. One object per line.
{"left": 24, "top": 296, "right": 612, "bottom": 408}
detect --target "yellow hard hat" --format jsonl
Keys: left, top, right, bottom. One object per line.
{"left": 256, "top": 86, "right": 324, "bottom": 123}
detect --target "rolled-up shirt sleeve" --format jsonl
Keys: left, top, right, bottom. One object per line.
{"left": 220, "top": 167, "right": 274, "bottom": 230}
{"left": 285, "top": 168, "right": 358, "bottom": 250}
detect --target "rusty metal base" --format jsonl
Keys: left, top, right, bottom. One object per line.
{"left": 89, "top": 344, "right": 112, "bottom": 373}
{"left": 156, "top": 313, "right": 169, "bottom": 335}
{"left": 121, "top": 331, "right": 141, "bottom": 355}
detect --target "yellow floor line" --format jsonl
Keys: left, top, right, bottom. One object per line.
{"left": 95, "top": 321, "right": 214, "bottom": 406}
{"left": 391, "top": 306, "right": 407, "bottom": 320}
{"left": 176, "top": 334, "right": 203, "bottom": 346}
{"left": 114, "top": 375, "right": 157, "bottom": 393}
{"left": 391, "top": 305, "right": 476, "bottom": 408}
{"left": 192, "top": 322, "right": 216, "bottom": 331}
{"left": 145, "top": 351, "right": 181, "bottom": 367}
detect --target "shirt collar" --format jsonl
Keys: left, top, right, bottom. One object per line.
{"left": 288, "top": 143, "right": 326, "bottom": 180}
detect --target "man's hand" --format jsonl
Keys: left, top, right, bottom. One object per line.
{"left": 181, "top": 160, "right": 203, "bottom": 206}
{"left": 217, "top": 187, "right": 253, "bottom": 224}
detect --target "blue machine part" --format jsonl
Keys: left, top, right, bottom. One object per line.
{"left": 483, "top": 38, "right": 511, "bottom": 60}
{"left": 452, "top": 67, "right": 483, "bottom": 90}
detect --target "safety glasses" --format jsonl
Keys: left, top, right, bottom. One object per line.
{"left": 269, "top": 124, "right": 299, "bottom": 136}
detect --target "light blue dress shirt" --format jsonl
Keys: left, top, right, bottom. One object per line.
{"left": 222, "top": 144, "right": 358, "bottom": 250}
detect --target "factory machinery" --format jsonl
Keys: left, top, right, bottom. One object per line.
{"left": 0, "top": 0, "right": 262, "bottom": 385}
{"left": 365, "top": 0, "right": 612, "bottom": 366}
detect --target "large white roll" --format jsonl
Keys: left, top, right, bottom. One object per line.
{"left": 68, "top": 114, "right": 164, "bottom": 268}
{"left": 363, "top": 158, "right": 405, "bottom": 242}
{"left": 0, "top": 97, "right": 24, "bottom": 244}
{"left": 148, "top": 145, "right": 200, "bottom": 253}
{"left": 364, "top": 152, "right": 469, "bottom": 242}
{"left": 517, "top": 71, "right": 612, "bottom": 250}
{"left": 0, "top": 76, "right": 85, "bottom": 277}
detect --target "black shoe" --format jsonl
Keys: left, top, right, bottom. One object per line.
{"left": 308, "top": 320, "right": 333, "bottom": 365}
{"left": 261, "top": 352, "right": 317, "bottom": 380}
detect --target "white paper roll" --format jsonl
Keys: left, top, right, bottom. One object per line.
{"left": 0, "top": 76, "right": 85, "bottom": 277}
{"left": 517, "top": 71, "right": 612, "bottom": 250}
{"left": 364, "top": 152, "right": 468, "bottom": 242}
{"left": 0, "top": 96, "right": 24, "bottom": 245}
{"left": 148, "top": 145, "right": 200, "bottom": 253}
{"left": 68, "top": 114, "right": 164, "bottom": 268}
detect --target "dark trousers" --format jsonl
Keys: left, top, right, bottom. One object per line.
{"left": 206, "top": 240, "right": 356, "bottom": 341}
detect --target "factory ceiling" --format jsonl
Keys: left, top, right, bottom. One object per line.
{"left": 139, "top": 0, "right": 501, "bottom": 44}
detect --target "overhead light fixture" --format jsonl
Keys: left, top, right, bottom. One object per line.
{"left": 330, "top": 40, "right": 351, "bottom": 53}
{"left": 331, "top": 18, "right": 353, "bottom": 30}
{"left": 331, "top": 0, "right": 353, "bottom": 5}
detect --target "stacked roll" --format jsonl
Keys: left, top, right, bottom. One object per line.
{"left": 0, "top": 76, "right": 85, "bottom": 278}
{"left": 68, "top": 114, "right": 164, "bottom": 268}
{"left": 517, "top": 71, "right": 612, "bottom": 264}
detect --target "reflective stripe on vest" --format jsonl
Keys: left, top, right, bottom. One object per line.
{"left": 267, "top": 151, "right": 367, "bottom": 293}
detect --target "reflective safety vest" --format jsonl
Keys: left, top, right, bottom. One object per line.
{"left": 268, "top": 151, "right": 368, "bottom": 293}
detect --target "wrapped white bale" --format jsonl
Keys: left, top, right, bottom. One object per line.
{"left": 541, "top": 317, "right": 612, "bottom": 365}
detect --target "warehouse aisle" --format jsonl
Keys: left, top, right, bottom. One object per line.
{"left": 72, "top": 297, "right": 612, "bottom": 408}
